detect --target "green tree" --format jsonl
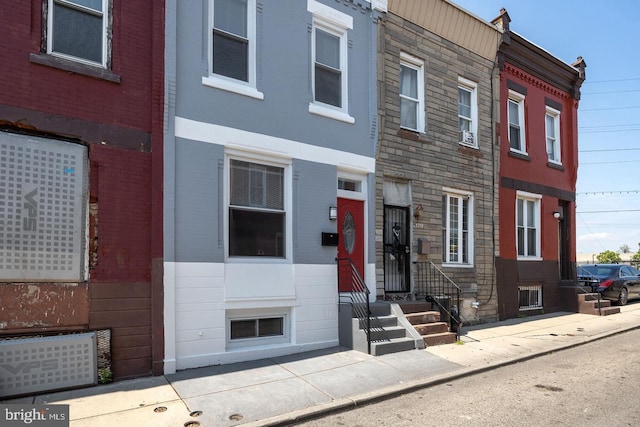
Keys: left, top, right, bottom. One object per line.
{"left": 632, "top": 243, "right": 640, "bottom": 264}
{"left": 596, "top": 250, "right": 621, "bottom": 264}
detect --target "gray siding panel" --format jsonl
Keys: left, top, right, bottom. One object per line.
{"left": 292, "top": 160, "right": 338, "bottom": 265}
{"left": 174, "top": 0, "right": 376, "bottom": 157}
{"left": 174, "top": 138, "right": 223, "bottom": 262}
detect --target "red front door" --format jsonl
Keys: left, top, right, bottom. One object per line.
{"left": 337, "top": 197, "right": 365, "bottom": 292}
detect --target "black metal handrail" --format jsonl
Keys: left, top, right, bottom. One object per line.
{"left": 337, "top": 258, "right": 371, "bottom": 354}
{"left": 414, "top": 261, "right": 462, "bottom": 340}
{"left": 576, "top": 268, "right": 603, "bottom": 315}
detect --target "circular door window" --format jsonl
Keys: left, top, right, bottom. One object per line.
{"left": 343, "top": 211, "right": 355, "bottom": 254}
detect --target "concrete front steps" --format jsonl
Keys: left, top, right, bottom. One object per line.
{"left": 339, "top": 301, "right": 458, "bottom": 356}
{"left": 339, "top": 302, "right": 418, "bottom": 356}
{"left": 398, "top": 302, "right": 458, "bottom": 347}
{"left": 578, "top": 293, "right": 620, "bottom": 316}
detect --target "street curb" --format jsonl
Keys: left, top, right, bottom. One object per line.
{"left": 253, "top": 323, "right": 640, "bottom": 426}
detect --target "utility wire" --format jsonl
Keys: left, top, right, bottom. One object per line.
{"left": 577, "top": 209, "right": 640, "bottom": 213}
{"left": 577, "top": 190, "right": 640, "bottom": 195}
{"left": 579, "top": 148, "right": 640, "bottom": 152}
{"left": 586, "top": 77, "right": 640, "bottom": 84}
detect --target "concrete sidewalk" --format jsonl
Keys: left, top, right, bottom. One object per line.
{"left": 6, "top": 304, "right": 640, "bottom": 427}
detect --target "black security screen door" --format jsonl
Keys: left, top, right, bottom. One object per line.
{"left": 384, "top": 206, "right": 410, "bottom": 292}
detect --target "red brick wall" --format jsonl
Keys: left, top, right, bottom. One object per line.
{"left": 89, "top": 145, "right": 152, "bottom": 282}
{"left": 0, "top": 1, "right": 154, "bottom": 136}
{"left": 0, "top": 0, "right": 164, "bottom": 380}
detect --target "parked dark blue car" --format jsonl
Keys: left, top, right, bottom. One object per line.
{"left": 577, "top": 264, "right": 640, "bottom": 305}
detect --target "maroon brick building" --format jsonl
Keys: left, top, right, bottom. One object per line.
{"left": 0, "top": 0, "right": 164, "bottom": 391}
{"left": 492, "top": 10, "right": 586, "bottom": 319}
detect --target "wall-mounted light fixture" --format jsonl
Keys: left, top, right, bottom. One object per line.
{"left": 329, "top": 206, "right": 337, "bottom": 221}
{"left": 414, "top": 204, "right": 423, "bottom": 220}
{"left": 553, "top": 211, "right": 561, "bottom": 220}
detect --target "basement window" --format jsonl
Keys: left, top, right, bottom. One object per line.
{"left": 518, "top": 285, "right": 542, "bottom": 310}
{"left": 230, "top": 317, "right": 284, "bottom": 340}
{"left": 227, "top": 310, "right": 289, "bottom": 350}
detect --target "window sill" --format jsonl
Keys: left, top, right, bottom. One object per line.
{"left": 517, "top": 256, "right": 542, "bottom": 261}
{"left": 442, "top": 263, "right": 474, "bottom": 269}
{"left": 547, "top": 161, "right": 565, "bottom": 171}
{"left": 309, "top": 103, "right": 355, "bottom": 124}
{"left": 508, "top": 150, "right": 530, "bottom": 161}
{"left": 397, "top": 128, "right": 426, "bottom": 142}
{"left": 30, "top": 53, "right": 120, "bottom": 83}
{"left": 458, "top": 144, "right": 483, "bottom": 158}
{"left": 202, "top": 76, "right": 264, "bottom": 100}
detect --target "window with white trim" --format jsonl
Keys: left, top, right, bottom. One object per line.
{"left": 458, "top": 77, "right": 478, "bottom": 147}
{"left": 516, "top": 192, "right": 541, "bottom": 259}
{"left": 228, "top": 159, "right": 286, "bottom": 258}
{"left": 508, "top": 90, "right": 526, "bottom": 153}
{"left": 400, "top": 53, "right": 425, "bottom": 132}
{"left": 227, "top": 308, "right": 290, "bottom": 349}
{"left": 308, "top": 0, "right": 353, "bottom": 123}
{"left": 442, "top": 189, "right": 473, "bottom": 266}
{"left": 205, "top": 0, "right": 262, "bottom": 99}
{"left": 545, "top": 107, "right": 561, "bottom": 164}
{"left": 47, "top": 0, "right": 109, "bottom": 67}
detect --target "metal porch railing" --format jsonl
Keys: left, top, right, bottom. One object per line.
{"left": 414, "top": 261, "right": 462, "bottom": 339}
{"left": 337, "top": 258, "right": 372, "bottom": 354}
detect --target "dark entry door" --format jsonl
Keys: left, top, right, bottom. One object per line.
{"left": 384, "top": 205, "right": 410, "bottom": 292}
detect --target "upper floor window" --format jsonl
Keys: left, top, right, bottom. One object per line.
{"left": 228, "top": 159, "right": 286, "bottom": 258}
{"left": 308, "top": 0, "right": 353, "bottom": 123}
{"left": 205, "top": 0, "right": 262, "bottom": 99}
{"left": 516, "top": 191, "right": 541, "bottom": 259}
{"left": 400, "top": 53, "right": 425, "bottom": 132}
{"left": 48, "top": 0, "right": 108, "bottom": 67}
{"left": 458, "top": 77, "right": 478, "bottom": 147}
{"left": 545, "top": 107, "right": 561, "bottom": 164}
{"left": 508, "top": 90, "right": 526, "bottom": 154}
{"left": 442, "top": 189, "right": 473, "bottom": 266}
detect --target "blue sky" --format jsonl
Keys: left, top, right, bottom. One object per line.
{"left": 452, "top": 0, "right": 640, "bottom": 257}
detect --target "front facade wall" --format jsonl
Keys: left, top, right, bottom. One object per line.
{"left": 497, "top": 62, "right": 579, "bottom": 319}
{"left": 375, "top": 11, "right": 499, "bottom": 323}
{"left": 0, "top": 0, "right": 163, "bottom": 381}
{"left": 164, "top": 0, "right": 380, "bottom": 372}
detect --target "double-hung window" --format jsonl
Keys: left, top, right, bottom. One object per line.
{"left": 228, "top": 159, "right": 286, "bottom": 258}
{"left": 206, "top": 0, "right": 262, "bottom": 99}
{"left": 442, "top": 189, "right": 473, "bottom": 266}
{"left": 308, "top": 0, "right": 353, "bottom": 123}
{"left": 508, "top": 90, "right": 526, "bottom": 153}
{"left": 458, "top": 78, "right": 478, "bottom": 147}
{"left": 400, "top": 53, "right": 425, "bottom": 132}
{"left": 516, "top": 191, "right": 541, "bottom": 259}
{"left": 545, "top": 107, "right": 561, "bottom": 164}
{"left": 47, "top": 0, "right": 108, "bottom": 67}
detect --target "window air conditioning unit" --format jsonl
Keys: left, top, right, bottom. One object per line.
{"left": 460, "top": 130, "right": 474, "bottom": 145}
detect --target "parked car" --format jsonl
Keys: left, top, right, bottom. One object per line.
{"left": 577, "top": 264, "right": 640, "bottom": 305}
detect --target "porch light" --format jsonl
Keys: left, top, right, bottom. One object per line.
{"left": 329, "top": 206, "right": 338, "bottom": 221}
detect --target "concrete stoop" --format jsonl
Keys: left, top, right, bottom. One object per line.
{"left": 399, "top": 302, "right": 457, "bottom": 347}
{"left": 340, "top": 301, "right": 458, "bottom": 356}
{"left": 577, "top": 293, "right": 620, "bottom": 316}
